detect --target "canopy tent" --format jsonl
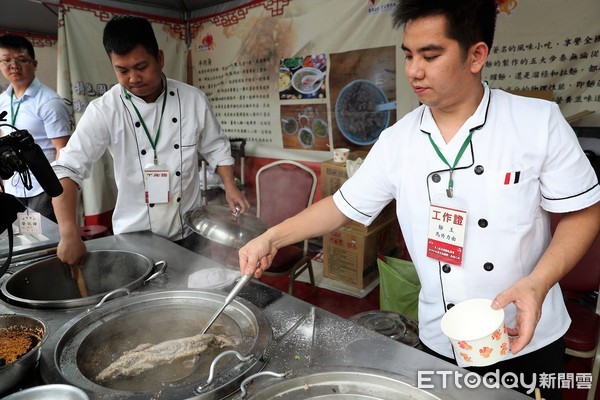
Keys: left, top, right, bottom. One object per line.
{"left": 0, "top": 0, "right": 250, "bottom": 38}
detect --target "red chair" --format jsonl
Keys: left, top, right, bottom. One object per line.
{"left": 256, "top": 160, "right": 317, "bottom": 296}
{"left": 551, "top": 213, "right": 600, "bottom": 400}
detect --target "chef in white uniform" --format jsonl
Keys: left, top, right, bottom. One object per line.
{"left": 239, "top": 1, "right": 600, "bottom": 399}
{"left": 53, "top": 15, "right": 249, "bottom": 267}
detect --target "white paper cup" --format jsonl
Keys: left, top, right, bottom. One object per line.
{"left": 441, "top": 298, "right": 510, "bottom": 367}
{"left": 332, "top": 148, "right": 350, "bottom": 163}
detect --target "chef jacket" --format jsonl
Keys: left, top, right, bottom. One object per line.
{"left": 333, "top": 82, "right": 600, "bottom": 360}
{"left": 53, "top": 78, "right": 233, "bottom": 241}
{"left": 0, "top": 77, "right": 72, "bottom": 197}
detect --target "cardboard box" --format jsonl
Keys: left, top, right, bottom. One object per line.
{"left": 321, "top": 150, "right": 396, "bottom": 232}
{"left": 345, "top": 201, "right": 396, "bottom": 233}
{"left": 320, "top": 151, "right": 368, "bottom": 199}
{"left": 323, "top": 218, "right": 400, "bottom": 289}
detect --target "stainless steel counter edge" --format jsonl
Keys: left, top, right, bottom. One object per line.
{"left": 0, "top": 232, "right": 530, "bottom": 399}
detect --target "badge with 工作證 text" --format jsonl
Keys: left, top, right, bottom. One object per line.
{"left": 17, "top": 211, "right": 42, "bottom": 234}
{"left": 426, "top": 200, "right": 467, "bottom": 266}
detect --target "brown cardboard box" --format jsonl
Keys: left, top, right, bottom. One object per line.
{"left": 321, "top": 150, "right": 396, "bottom": 233}
{"left": 323, "top": 218, "right": 400, "bottom": 289}
{"left": 320, "top": 151, "right": 368, "bottom": 199}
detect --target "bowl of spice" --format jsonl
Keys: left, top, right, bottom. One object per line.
{"left": 0, "top": 314, "right": 48, "bottom": 393}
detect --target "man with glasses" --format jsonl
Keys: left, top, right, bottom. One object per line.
{"left": 0, "top": 34, "right": 72, "bottom": 222}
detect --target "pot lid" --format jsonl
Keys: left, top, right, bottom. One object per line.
{"left": 184, "top": 205, "right": 267, "bottom": 249}
{"left": 349, "top": 310, "right": 420, "bottom": 347}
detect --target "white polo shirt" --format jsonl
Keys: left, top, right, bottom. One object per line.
{"left": 333, "top": 82, "right": 600, "bottom": 360}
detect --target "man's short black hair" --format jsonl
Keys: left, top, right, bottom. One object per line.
{"left": 0, "top": 34, "right": 36, "bottom": 60}
{"left": 392, "top": 0, "right": 498, "bottom": 55}
{"left": 102, "top": 15, "right": 159, "bottom": 59}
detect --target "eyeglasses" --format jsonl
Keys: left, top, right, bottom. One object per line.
{"left": 0, "top": 59, "right": 34, "bottom": 67}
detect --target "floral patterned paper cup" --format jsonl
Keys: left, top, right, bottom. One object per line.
{"left": 441, "top": 298, "right": 510, "bottom": 367}
{"left": 332, "top": 148, "right": 350, "bottom": 163}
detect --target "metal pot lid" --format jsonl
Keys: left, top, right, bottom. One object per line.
{"left": 237, "top": 366, "right": 441, "bottom": 399}
{"left": 349, "top": 310, "right": 420, "bottom": 347}
{"left": 184, "top": 205, "right": 268, "bottom": 249}
{"left": 40, "top": 290, "right": 272, "bottom": 400}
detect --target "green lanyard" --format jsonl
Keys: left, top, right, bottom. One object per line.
{"left": 428, "top": 129, "right": 474, "bottom": 198}
{"left": 124, "top": 83, "right": 168, "bottom": 165}
{"left": 10, "top": 91, "right": 23, "bottom": 126}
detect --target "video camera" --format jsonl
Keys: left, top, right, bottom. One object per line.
{"left": 0, "top": 110, "right": 63, "bottom": 197}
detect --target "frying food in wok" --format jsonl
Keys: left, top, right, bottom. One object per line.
{"left": 96, "top": 333, "right": 238, "bottom": 382}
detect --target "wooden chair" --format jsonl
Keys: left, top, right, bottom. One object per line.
{"left": 256, "top": 160, "right": 317, "bottom": 296}
{"left": 551, "top": 213, "right": 600, "bottom": 400}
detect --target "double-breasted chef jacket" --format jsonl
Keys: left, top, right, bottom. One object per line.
{"left": 334, "top": 82, "right": 600, "bottom": 360}
{"left": 53, "top": 78, "right": 234, "bottom": 241}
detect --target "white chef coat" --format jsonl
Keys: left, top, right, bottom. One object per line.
{"left": 333, "top": 82, "right": 600, "bottom": 360}
{"left": 0, "top": 78, "right": 72, "bottom": 197}
{"left": 53, "top": 78, "right": 233, "bottom": 241}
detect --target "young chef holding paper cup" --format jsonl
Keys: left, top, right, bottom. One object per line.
{"left": 240, "top": 1, "right": 600, "bottom": 399}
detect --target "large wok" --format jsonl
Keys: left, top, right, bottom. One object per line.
{"left": 40, "top": 290, "right": 272, "bottom": 400}
{"left": 0, "top": 250, "right": 166, "bottom": 309}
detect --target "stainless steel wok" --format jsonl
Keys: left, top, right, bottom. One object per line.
{"left": 40, "top": 290, "right": 271, "bottom": 400}
{"left": 0, "top": 250, "right": 166, "bottom": 309}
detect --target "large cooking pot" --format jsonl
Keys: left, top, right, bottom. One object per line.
{"left": 0, "top": 250, "right": 166, "bottom": 309}
{"left": 40, "top": 290, "right": 272, "bottom": 400}
{"left": 236, "top": 366, "right": 442, "bottom": 399}
{"left": 0, "top": 314, "right": 48, "bottom": 394}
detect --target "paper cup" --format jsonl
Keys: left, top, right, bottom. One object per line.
{"left": 333, "top": 148, "right": 350, "bottom": 163}
{"left": 441, "top": 299, "right": 510, "bottom": 367}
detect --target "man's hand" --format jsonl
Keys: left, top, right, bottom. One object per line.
{"left": 56, "top": 232, "right": 87, "bottom": 268}
{"left": 491, "top": 275, "right": 549, "bottom": 354}
{"left": 225, "top": 184, "right": 250, "bottom": 213}
{"left": 238, "top": 232, "right": 276, "bottom": 278}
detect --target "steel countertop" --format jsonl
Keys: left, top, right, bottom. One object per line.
{"left": 0, "top": 231, "right": 530, "bottom": 399}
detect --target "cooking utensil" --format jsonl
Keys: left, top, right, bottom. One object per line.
{"left": 0, "top": 314, "right": 48, "bottom": 394}
{"left": 184, "top": 205, "right": 267, "bottom": 249}
{"left": 40, "top": 290, "right": 271, "bottom": 398}
{"left": 0, "top": 250, "right": 167, "bottom": 309}
{"left": 3, "top": 384, "right": 89, "bottom": 400}
{"left": 201, "top": 273, "right": 252, "bottom": 334}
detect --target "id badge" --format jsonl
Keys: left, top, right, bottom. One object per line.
{"left": 17, "top": 211, "right": 42, "bottom": 234}
{"left": 144, "top": 165, "right": 170, "bottom": 204}
{"left": 426, "top": 195, "right": 467, "bottom": 266}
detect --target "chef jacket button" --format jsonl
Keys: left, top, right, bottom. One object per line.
{"left": 176, "top": 171, "right": 181, "bottom": 176}
{"left": 174, "top": 144, "right": 180, "bottom": 149}
{"left": 478, "top": 218, "right": 488, "bottom": 228}
{"left": 432, "top": 173, "right": 441, "bottom": 183}
{"left": 177, "top": 197, "right": 181, "bottom": 202}
{"left": 135, "top": 121, "right": 141, "bottom": 128}
{"left": 149, "top": 203, "right": 154, "bottom": 207}
{"left": 483, "top": 262, "right": 494, "bottom": 271}
{"left": 170, "top": 91, "right": 175, "bottom": 96}
{"left": 446, "top": 303, "right": 455, "bottom": 310}
{"left": 474, "top": 165, "right": 485, "bottom": 175}
{"left": 172, "top": 117, "right": 177, "bottom": 123}
{"left": 442, "top": 264, "right": 451, "bottom": 273}
{"left": 141, "top": 149, "right": 147, "bottom": 155}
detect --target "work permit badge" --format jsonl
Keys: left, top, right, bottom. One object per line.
{"left": 17, "top": 211, "right": 42, "bottom": 234}
{"left": 144, "top": 164, "right": 170, "bottom": 204}
{"left": 426, "top": 195, "right": 468, "bottom": 266}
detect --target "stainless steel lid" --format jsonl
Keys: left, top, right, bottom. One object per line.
{"left": 349, "top": 310, "right": 420, "bottom": 347}
{"left": 184, "top": 205, "right": 267, "bottom": 249}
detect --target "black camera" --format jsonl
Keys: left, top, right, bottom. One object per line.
{"left": 0, "top": 110, "right": 63, "bottom": 197}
